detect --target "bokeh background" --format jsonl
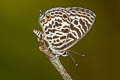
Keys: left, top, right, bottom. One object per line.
{"left": 0, "top": 0, "right": 120, "bottom": 80}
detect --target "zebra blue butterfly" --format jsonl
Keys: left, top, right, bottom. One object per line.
{"left": 34, "top": 7, "right": 96, "bottom": 58}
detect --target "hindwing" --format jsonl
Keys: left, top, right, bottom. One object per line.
{"left": 56, "top": 7, "right": 96, "bottom": 51}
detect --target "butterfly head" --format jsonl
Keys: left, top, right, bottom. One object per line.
{"left": 39, "top": 8, "right": 65, "bottom": 28}
{"left": 39, "top": 13, "right": 52, "bottom": 26}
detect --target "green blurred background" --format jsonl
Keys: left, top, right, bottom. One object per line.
{"left": 0, "top": 0, "right": 120, "bottom": 80}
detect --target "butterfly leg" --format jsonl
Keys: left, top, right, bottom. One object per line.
{"left": 54, "top": 51, "right": 68, "bottom": 58}
{"left": 55, "top": 53, "right": 67, "bottom": 58}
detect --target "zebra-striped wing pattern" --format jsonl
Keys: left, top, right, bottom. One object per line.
{"left": 56, "top": 7, "right": 96, "bottom": 51}
{"left": 39, "top": 7, "right": 96, "bottom": 56}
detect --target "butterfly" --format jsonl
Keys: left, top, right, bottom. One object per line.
{"left": 34, "top": 7, "right": 96, "bottom": 58}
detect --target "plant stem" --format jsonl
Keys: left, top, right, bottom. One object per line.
{"left": 38, "top": 39, "right": 72, "bottom": 80}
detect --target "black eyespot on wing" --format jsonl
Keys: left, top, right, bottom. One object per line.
{"left": 60, "top": 36, "right": 66, "bottom": 40}
{"left": 63, "top": 14, "right": 67, "bottom": 18}
{"left": 59, "top": 12, "right": 62, "bottom": 15}
{"left": 51, "top": 12, "right": 54, "bottom": 15}
{"left": 72, "top": 11, "right": 76, "bottom": 13}
{"left": 55, "top": 12, "right": 58, "bottom": 14}
{"left": 61, "top": 29, "right": 69, "bottom": 33}
{"left": 74, "top": 20, "right": 78, "bottom": 25}
{"left": 55, "top": 22, "right": 59, "bottom": 26}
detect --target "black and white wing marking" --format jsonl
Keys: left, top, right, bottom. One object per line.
{"left": 42, "top": 8, "right": 71, "bottom": 51}
{"left": 58, "top": 7, "right": 96, "bottom": 51}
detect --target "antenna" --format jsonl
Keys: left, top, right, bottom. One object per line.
{"left": 40, "top": 10, "right": 44, "bottom": 16}
{"left": 68, "top": 50, "right": 85, "bottom": 56}
{"left": 67, "top": 52, "right": 78, "bottom": 66}
{"left": 67, "top": 50, "right": 85, "bottom": 66}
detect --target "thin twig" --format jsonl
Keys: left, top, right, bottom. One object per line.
{"left": 35, "top": 33, "right": 72, "bottom": 80}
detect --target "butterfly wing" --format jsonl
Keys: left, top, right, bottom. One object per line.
{"left": 41, "top": 8, "right": 71, "bottom": 52}
{"left": 58, "top": 7, "right": 96, "bottom": 51}
{"left": 41, "top": 7, "right": 96, "bottom": 53}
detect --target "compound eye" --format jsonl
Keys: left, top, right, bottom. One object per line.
{"left": 45, "top": 15, "right": 51, "bottom": 20}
